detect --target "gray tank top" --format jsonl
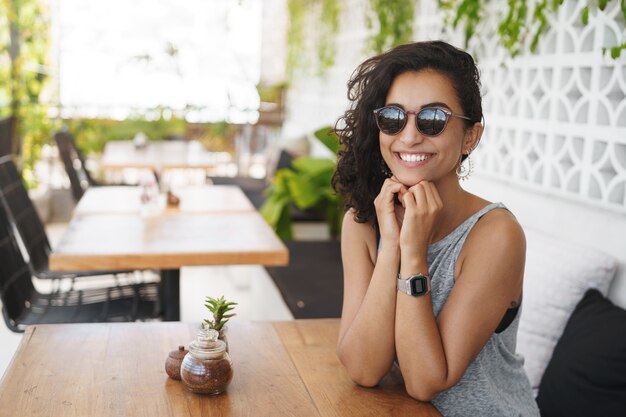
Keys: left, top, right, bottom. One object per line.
{"left": 426, "top": 202, "right": 539, "bottom": 416}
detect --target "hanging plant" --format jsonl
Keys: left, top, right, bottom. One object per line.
{"left": 318, "top": 0, "right": 341, "bottom": 74}
{"left": 366, "top": 0, "right": 415, "bottom": 54}
{"left": 439, "top": 0, "right": 626, "bottom": 58}
{"left": 286, "top": 0, "right": 341, "bottom": 78}
{"left": 498, "top": 0, "right": 566, "bottom": 57}
{"left": 439, "top": 0, "right": 483, "bottom": 49}
{"left": 286, "top": 0, "right": 306, "bottom": 79}
{"left": 581, "top": 0, "right": 626, "bottom": 58}
{"left": 0, "top": 0, "right": 57, "bottom": 187}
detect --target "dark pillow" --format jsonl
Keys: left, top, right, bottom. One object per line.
{"left": 536, "top": 288, "right": 626, "bottom": 417}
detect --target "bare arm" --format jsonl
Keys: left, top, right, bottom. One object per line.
{"left": 394, "top": 184, "right": 525, "bottom": 401}
{"left": 337, "top": 179, "right": 407, "bottom": 386}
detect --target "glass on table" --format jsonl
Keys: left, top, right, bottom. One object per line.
{"left": 180, "top": 327, "right": 233, "bottom": 395}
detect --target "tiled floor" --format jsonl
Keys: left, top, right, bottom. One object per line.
{"left": 0, "top": 222, "right": 294, "bottom": 379}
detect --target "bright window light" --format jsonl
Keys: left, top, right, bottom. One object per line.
{"left": 57, "top": 0, "right": 262, "bottom": 122}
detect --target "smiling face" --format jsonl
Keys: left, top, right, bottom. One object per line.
{"left": 379, "top": 70, "right": 475, "bottom": 187}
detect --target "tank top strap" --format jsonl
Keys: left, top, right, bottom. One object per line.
{"left": 464, "top": 202, "right": 507, "bottom": 231}
{"left": 428, "top": 202, "right": 507, "bottom": 253}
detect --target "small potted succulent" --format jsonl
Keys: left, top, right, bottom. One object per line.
{"left": 202, "top": 295, "right": 237, "bottom": 350}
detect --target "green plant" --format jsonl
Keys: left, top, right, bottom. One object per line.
{"left": 439, "top": 0, "right": 483, "bottom": 49}
{"left": 21, "top": 104, "right": 58, "bottom": 188}
{"left": 261, "top": 126, "right": 342, "bottom": 240}
{"left": 318, "top": 0, "right": 341, "bottom": 74}
{"left": 584, "top": 1, "right": 626, "bottom": 58}
{"left": 194, "top": 120, "right": 238, "bottom": 154}
{"left": 498, "top": 0, "right": 562, "bottom": 57}
{"left": 286, "top": 0, "right": 341, "bottom": 78}
{"left": 440, "top": 0, "right": 626, "bottom": 58}
{"left": 63, "top": 113, "right": 237, "bottom": 158}
{"left": 257, "top": 82, "right": 287, "bottom": 105}
{"left": 286, "top": 0, "right": 306, "bottom": 79}
{"left": 65, "top": 110, "right": 187, "bottom": 156}
{"left": 366, "top": 0, "right": 415, "bottom": 54}
{"left": 203, "top": 296, "right": 237, "bottom": 332}
{"left": 0, "top": 0, "right": 56, "bottom": 186}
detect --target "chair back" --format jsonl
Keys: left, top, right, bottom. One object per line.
{"left": 54, "top": 130, "right": 96, "bottom": 201}
{"left": 0, "top": 197, "right": 36, "bottom": 331}
{"left": 0, "top": 155, "right": 52, "bottom": 273}
{"left": 0, "top": 116, "right": 15, "bottom": 157}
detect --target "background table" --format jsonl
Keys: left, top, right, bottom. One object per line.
{"left": 50, "top": 212, "right": 288, "bottom": 270}
{"left": 49, "top": 186, "right": 288, "bottom": 321}
{"left": 0, "top": 319, "right": 441, "bottom": 417}
{"left": 74, "top": 185, "right": 255, "bottom": 214}
{"left": 100, "top": 140, "right": 228, "bottom": 171}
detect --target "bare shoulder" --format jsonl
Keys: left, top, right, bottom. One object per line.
{"left": 455, "top": 206, "right": 526, "bottom": 305}
{"left": 475, "top": 207, "right": 525, "bottom": 245}
{"left": 342, "top": 209, "right": 375, "bottom": 239}
{"left": 460, "top": 207, "right": 526, "bottom": 265}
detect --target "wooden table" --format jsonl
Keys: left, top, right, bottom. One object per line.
{"left": 100, "top": 140, "right": 229, "bottom": 171}
{"left": 50, "top": 213, "right": 287, "bottom": 270}
{"left": 74, "top": 185, "right": 255, "bottom": 215}
{"left": 0, "top": 320, "right": 441, "bottom": 417}
{"left": 50, "top": 186, "right": 288, "bottom": 321}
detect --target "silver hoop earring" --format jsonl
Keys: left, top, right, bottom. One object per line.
{"left": 456, "top": 155, "right": 473, "bottom": 181}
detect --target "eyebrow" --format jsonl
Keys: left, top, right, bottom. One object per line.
{"left": 386, "top": 101, "right": 453, "bottom": 110}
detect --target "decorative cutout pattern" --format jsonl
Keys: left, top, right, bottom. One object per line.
{"left": 415, "top": 0, "right": 626, "bottom": 212}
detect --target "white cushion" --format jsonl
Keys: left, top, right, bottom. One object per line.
{"left": 518, "top": 227, "right": 618, "bottom": 390}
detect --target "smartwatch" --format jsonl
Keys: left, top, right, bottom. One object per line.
{"left": 397, "top": 273, "right": 430, "bottom": 296}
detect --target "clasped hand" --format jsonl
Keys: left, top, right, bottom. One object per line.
{"left": 374, "top": 177, "right": 443, "bottom": 257}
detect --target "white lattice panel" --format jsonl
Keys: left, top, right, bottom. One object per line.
{"left": 415, "top": 0, "right": 626, "bottom": 212}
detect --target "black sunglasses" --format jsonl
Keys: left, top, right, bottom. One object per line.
{"left": 373, "top": 105, "right": 472, "bottom": 136}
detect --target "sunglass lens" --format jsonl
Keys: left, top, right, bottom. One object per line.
{"left": 377, "top": 107, "right": 406, "bottom": 135}
{"left": 416, "top": 108, "right": 447, "bottom": 136}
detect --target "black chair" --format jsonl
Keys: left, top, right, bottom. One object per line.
{"left": 265, "top": 240, "right": 343, "bottom": 318}
{"left": 54, "top": 130, "right": 152, "bottom": 202}
{"left": 0, "top": 155, "right": 57, "bottom": 276}
{"left": 0, "top": 200, "right": 161, "bottom": 332}
{"left": 0, "top": 116, "right": 15, "bottom": 157}
{"left": 54, "top": 130, "right": 100, "bottom": 201}
{"left": 0, "top": 155, "right": 150, "bottom": 283}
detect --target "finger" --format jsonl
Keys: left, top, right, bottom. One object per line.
{"left": 397, "top": 187, "right": 409, "bottom": 207}
{"left": 422, "top": 181, "right": 443, "bottom": 209}
{"left": 408, "top": 183, "right": 429, "bottom": 211}
{"left": 401, "top": 187, "right": 416, "bottom": 209}
{"left": 384, "top": 179, "right": 408, "bottom": 199}
{"left": 382, "top": 178, "right": 404, "bottom": 192}
{"left": 376, "top": 179, "right": 406, "bottom": 209}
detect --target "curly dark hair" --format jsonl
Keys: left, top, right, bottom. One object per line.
{"left": 332, "top": 40, "right": 483, "bottom": 226}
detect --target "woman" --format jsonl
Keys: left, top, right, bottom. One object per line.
{"left": 332, "top": 41, "right": 539, "bottom": 416}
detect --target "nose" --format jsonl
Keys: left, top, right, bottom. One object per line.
{"left": 398, "top": 114, "right": 425, "bottom": 146}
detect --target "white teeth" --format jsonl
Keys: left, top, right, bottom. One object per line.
{"left": 399, "top": 153, "right": 430, "bottom": 162}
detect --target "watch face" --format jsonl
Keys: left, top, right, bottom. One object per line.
{"left": 410, "top": 276, "right": 427, "bottom": 295}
